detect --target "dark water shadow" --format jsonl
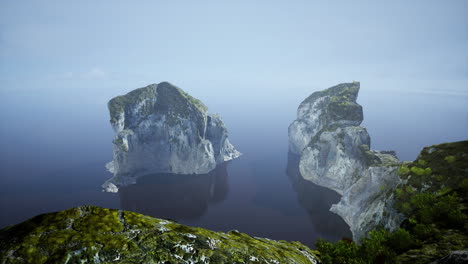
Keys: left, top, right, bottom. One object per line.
{"left": 286, "top": 152, "right": 353, "bottom": 241}
{"left": 119, "top": 162, "right": 229, "bottom": 221}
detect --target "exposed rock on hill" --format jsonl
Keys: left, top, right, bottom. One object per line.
{"left": 103, "top": 82, "right": 240, "bottom": 192}
{"left": 430, "top": 250, "right": 468, "bottom": 264}
{"left": 0, "top": 206, "right": 319, "bottom": 264}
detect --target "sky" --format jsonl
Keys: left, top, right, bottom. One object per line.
{"left": 0, "top": 0, "right": 467, "bottom": 163}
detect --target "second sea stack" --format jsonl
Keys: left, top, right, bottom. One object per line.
{"left": 288, "top": 82, "right": 403, "bottom": 241}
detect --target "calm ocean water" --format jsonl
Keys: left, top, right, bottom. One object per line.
{"left": 0, "top": 89, "right": 466, "bottom": 247}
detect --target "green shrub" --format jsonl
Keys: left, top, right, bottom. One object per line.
{"left": 433, "top": 174, "right": 444, "bottom": 182}
{"left": 423, "top": 167, "right": 432, "bottom": 176}
{"left": 410, "top": 193, "right": 435, "bottom": 210}
{"left": 417, "top": 159, "right": 427, "bottom": 166}
{"left": 436, "top": 187, "right": 452, "bottom": 196}
{"left": 412, "top": 224, "right": 434, "bottom": 240}
{"left": 433, "top": 193, "right": 465, "bottom": 228}
{"left": 395, "top": 188, "right": 403, "bottom": 198}
{"left": 401, "top": 202, "right": 411, "bottom": 215}
{"left": 410, "top": 166, "right": 426, "bottom": 176}
{"left": 316, "top": 230, "right": 401, "bottom": 264}
{"left": 315, "top": 239, "right": 360, "bottom": 264}
{"left": 360, "top": 229, "right": 391, "bottom": 262}
{"left": 398, "top": 165, "right": 410, "bottom": 176}
{"left": 444, "top": 155, "right": 456, "bottom": 163}
{"left": 404, "top": 185, "right": 414, "bottom": 194}
{"left": 461, "top": 179, "right": 468, "bottom": 192}
{"left": 385, "top": 228, "right": 416, "bottom": 254}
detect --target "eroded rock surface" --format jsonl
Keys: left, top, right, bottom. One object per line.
{"left": 103, "top": 82, "right": 240, "bottom": 192}
{"left": 288, "top": 82, "right": 403, "bottom": 241}
{"left": 430, "top": 250, "right": 468, "bottom": 264}
{"left": 0, "top": 206, "right": 319, "bottom": 264}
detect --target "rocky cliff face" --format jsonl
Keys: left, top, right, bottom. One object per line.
{"left": 288, "top": 82, "right": 403, "bottom": 241}
{"left": 286, "top": 153, "right": 353, "bottom": 241}
{"left": 0, "top": 206, "right": 319, "bottom": 264}
{"left": 103, "top": 82, "right": 240, "bottom": 192}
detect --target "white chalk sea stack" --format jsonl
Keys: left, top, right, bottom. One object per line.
{"left": 103, "top": 82, "right": 241, "bottom": 192}
{"left": 288, "top": 82, "right": 404, "bottom": 241}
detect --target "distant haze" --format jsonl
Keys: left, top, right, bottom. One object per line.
{"left": 1, "top": 0, "right": 467, "bottom": 165}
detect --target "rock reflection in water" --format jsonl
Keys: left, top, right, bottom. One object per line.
{"left": 119, "top": 162, "right": 228, "bottom": 220}
{"left": 287, "top": 152, "right": 352, "bottom": 241}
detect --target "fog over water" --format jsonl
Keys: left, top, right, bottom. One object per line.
{"left": 0, "top": 0, "right": 467, "bottom": 247}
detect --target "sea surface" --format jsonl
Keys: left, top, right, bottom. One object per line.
{"left": 0, "top": 88, "right": 466, "bottom": 248}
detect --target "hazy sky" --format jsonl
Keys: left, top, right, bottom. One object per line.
{"left": 1, "top": 1, "right": 467, "bottom": 100}
{"left": 0, "top": 1, "right": 467, "bottom": 162}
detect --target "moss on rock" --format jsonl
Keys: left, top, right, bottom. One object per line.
{"left": 299, "top": 82, "right": 363, "bottom": 127}
{"left": 108, "top": 84, "right": 158, "bottom": 124}
{"left": 0, "top": 206, "right": 319, "bottom": 264}
{"left": 107, "top": 82, "right": 208, "bottom": 128}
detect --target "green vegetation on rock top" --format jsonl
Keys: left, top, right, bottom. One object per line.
{"left": 302, "top": 82, "right": 360, "bottom": 105}
{"left": 0, "top": 206, "right": 319, "bottom": 264}
{"left": 153, "top": 82, "right": 208, "bottom": 133}
{"left": 168, "top": 82, "right": 208, "bottom": 114}
{"left": 108, "top": 82, "right": 208, "bottom": 126}
{"left": 108, "top": 84, "right": 158, "bottom": 124}
{"left": 300, "top": 82, "right": 363, "bottom": 124}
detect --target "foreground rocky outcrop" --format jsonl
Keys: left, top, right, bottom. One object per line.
{"left": 103, "top": 82, "right": 240, "bottom": 192}
{"left": 288, "top": 82, "right": 403, "bottom": 241}
{"left": 0, "top": 206, "right": 319, "bottom": 264}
